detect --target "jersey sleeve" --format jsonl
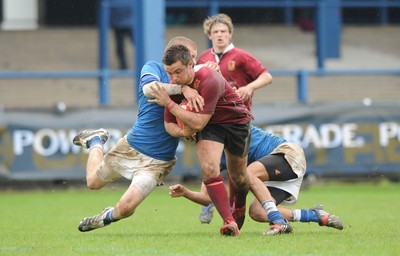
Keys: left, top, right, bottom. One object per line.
{"left": 140, "top": 61, "right": 163, "bottom": 86}
{"left": 242, "top": 51, "right": 268, "bottom": 79}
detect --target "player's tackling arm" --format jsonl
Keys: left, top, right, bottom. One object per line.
{"left": 169, "top": 184, "right": 212, "bottom": 206}
{"left": 164, "top": 120, "right": 196, "bottom": 138}
{"left": 149, "top": 83, "right": 211, "bottom": 131}
{"left": 144, "top": 82, "right": 204, "bottom": 112}
{"left": 143, "top": 81, "right": 182, "bottom": 97}
{"left": 168, "top": 104, "right": 211, "bottom": 132}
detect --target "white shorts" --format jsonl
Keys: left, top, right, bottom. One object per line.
{"left": 96, "top": 137, "right": 176, "bottom": 186}
{"left": 264, "top": 142, "right": 307, "bottom": 206}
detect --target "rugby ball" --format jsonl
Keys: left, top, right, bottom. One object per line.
{"left": 176, "top": 100, "right": 195, "bottom": 128}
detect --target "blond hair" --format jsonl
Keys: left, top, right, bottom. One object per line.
{"left": 203, "top": 13, "right": 234, "bottom": 36}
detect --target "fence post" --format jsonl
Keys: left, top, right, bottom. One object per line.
{"left": 297, "top": 70, "right": 308, "bottom": 103}
{"left": 134, "top": 0, "right": 165, "bottom": 103}
{"left": 98, "top": 0, "right": 110, "bottom": 105}
{"left": 316, "top": 1, "right": 326, "bottom": 69}
{"left": 316, "top": 0, "right": 342, "bottom": 69}
{"left": 208, "top": 0, "right": 219, "bottom": 16}
{"left": 206, "top": 0, "right": 220, "bottom": 48}
{"left": 379, "top": 0, "right": 388, "bottom": 25}
{"left": 283, "top": 0, "right": 294, "bottom": 25}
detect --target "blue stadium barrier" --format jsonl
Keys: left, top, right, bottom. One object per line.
{"left": 166, "top": 0, "right": 400, "bottom": 24}
{"left": 1, "top": 68, "right": 399, "bottom": 105}
{"left": 270, "top": 69, "right": 400, "bottom": 103}
{"left": 0, "top": 0, "right": 399, "bottom": 105}
{"left": 0, "top": 70, "right": 135, "bottom": 106}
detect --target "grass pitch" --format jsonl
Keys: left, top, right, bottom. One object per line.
{"left": 0, "top": 180, "right": 399, "bottom": 256}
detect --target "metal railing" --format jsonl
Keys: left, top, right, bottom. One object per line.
{"left": 166, "top": 0, "right": 400, "bottom": 25}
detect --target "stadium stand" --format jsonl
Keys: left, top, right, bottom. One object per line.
{"left": 0, "top": 1, "right": 399, "bottom": 108}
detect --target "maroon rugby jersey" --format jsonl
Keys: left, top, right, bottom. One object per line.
{"left": 164, "top": 66, "right": 253, "bottom": 125}
{"left": 198, "top": 46, "right": 268, "bottom": 111}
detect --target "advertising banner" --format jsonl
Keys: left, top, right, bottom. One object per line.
{"left": 253, "top": 102, "right": 400, "bottom": 179}
{"left": 1, "top": 102, "right": 399, "bottom": 180}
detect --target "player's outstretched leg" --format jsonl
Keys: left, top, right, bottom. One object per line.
{"left": 312, "top": 205, "right": 344, "bottom": 230}
{"left": 199, "top": 204, "right": 214, "bottom": 224}
{"left": 73, "top": 128, "right": 109, "bottom": 149}
{"left": 78, "top": 207, "right": 116, "bottom": 232}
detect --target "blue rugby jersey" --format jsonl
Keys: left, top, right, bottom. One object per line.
{"left": 126, "top": 61, "right": 179, "bottom": 161}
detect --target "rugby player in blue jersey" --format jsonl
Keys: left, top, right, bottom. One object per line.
{"left": 169, "top": 125, "right": 344, "bottom": 234}
{"left": 72, "top": 37, "right": 205, "bottom": 232}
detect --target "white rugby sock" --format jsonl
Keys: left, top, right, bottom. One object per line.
{"left": 292, "top": 209, "right": 302, "bottom": 222}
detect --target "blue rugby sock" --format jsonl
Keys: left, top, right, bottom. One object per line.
{"left": 103, "top": 209, "right": 118, "bottom": 225}
{"left": 300, "top": 209, "right": 319, "bottom": 222}
{"left": 88, "top": 136, "right": 103, "bottom": 148}
{"left": 268, "top": 211, "right": 285, "bottom": 224}
{"left": 262, "top": 200, "right": 286, "bottom": 224}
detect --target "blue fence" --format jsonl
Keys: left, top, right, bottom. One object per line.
{"left": 166, "top": 0, "right": 400, "bottom": 25}
{"left": 0, "top": 0, "right": 399, "bottom": 105}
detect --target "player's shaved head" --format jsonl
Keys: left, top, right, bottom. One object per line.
{"left": 165, "top": 36, "right": 198, "bottom": 63}
{"left": 165, "top": 36, "right": 197, "bottom": 53}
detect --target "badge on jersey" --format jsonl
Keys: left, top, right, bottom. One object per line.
{"left": 228, "top": 60, "right": 236, "bottom": 71}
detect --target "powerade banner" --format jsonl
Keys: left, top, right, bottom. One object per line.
{"left": 0, "top": 108, "right": 199, "bottom": 180}
{"left": 0, "top": 102, "right": 399, "bottom": 180}
{"left": 253, "top": 102, "right": 400, "bottom": 178}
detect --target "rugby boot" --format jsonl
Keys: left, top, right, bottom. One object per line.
{"left": 312, "top": 205, "right": 344, "bottom": 230}
{"left": 78, "top": 207, "right": 114, "bottom": 232}
{"left": 73, "top": 128, "right": 109, "bottom": 149}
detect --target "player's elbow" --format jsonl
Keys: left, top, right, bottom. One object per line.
{"left": 264, "top": 72, "right": 273, "bottom": 85}
{"left": 189, "top": 115, "right": 210, "bottom": 131}
{"left": 190, "top": 124, "right": 202, "bottom": 132}
{"left": 189, "top": 121, "right": 206, "bottom": 132}
{"left": 142, "top": 83, "right": 153, "bottom": 97}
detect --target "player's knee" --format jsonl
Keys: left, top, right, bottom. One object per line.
{"left": 86, "top": 173, "right": 107, "bottom": 190}
{"left": 230, "top": 173, "right": 249, "bottom": 189}
{"left": 249, "top": 205, "right": 268, "bottom": 222}
{"left": 201, "top": 161, "right": 221, "bottom": 176}
{"left": 130, "top": 175, "right": 157, "bottom": 197}
{"left": 249, "top": 209, "right": 259, "bottom": 221}
{"left": 86, "top": 179, "right": 103, "bottom": 190}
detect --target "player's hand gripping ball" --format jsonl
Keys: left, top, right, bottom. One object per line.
{"left": 176, "top": 100, "right": 195, "bottom": 128}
